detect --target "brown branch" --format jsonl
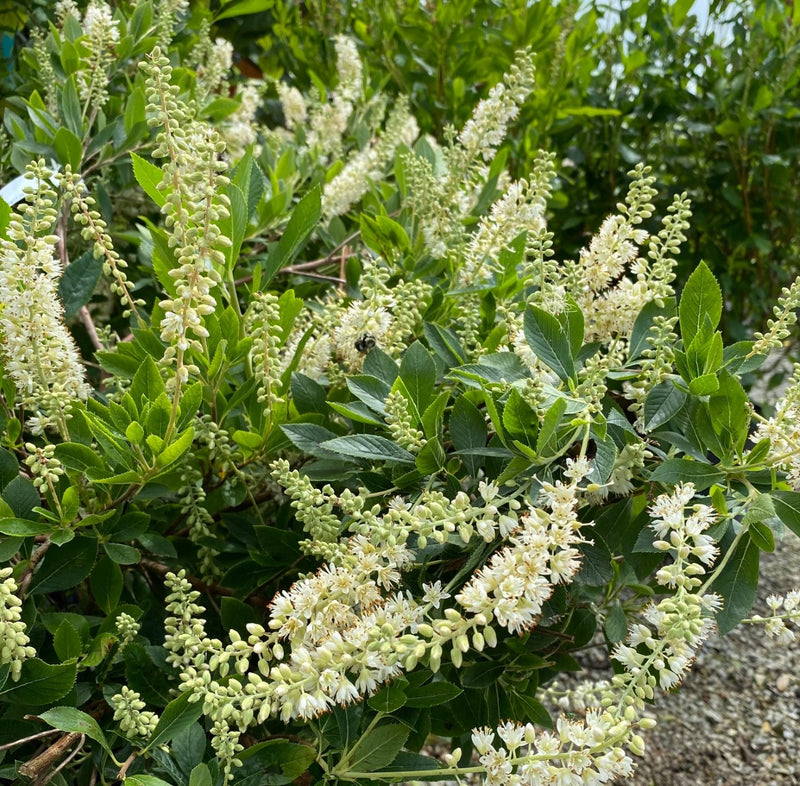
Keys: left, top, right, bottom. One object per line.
{"left": 18, "top": 732, "right": 81, "bottom": 780}
{"left": 140, "top": 558, "right": 235, "bottom": 597}
{"left": 116, "top": 751, "right": 137, "bottom": 781}
{"left": 18, "top": 537, "right": 52, "bottom": 598}
{"left": 31, "top": 734, "right": 85, "bottom": 786}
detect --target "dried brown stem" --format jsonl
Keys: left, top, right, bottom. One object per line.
{"left": 18, "top": 732, "right": 81, "bottom": 780}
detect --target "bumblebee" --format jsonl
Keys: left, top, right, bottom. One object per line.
{"left": 354, "top": 334, "right": 376, "bottom": 354}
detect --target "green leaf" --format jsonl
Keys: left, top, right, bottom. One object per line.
{"left": 523, "top": 305, "right": 575, "bottom": 383}
{"left": 629, "top": 298, "right": 675, "bottom": 361}
{"left": 131, "top": 355, "right": 166, "bottom": 405}
{"left": 399, "top": 342, "right": 436, "bottom": 414}
{"left": 0, "top": 517, "right": 54, "bottom": 537}
{"left": 124, "top": 644, "right": 173, "bottom": 707}
{"left": 0, "top": 658, "right": 77, "bottom": 704}
{"left": 220, "top": 597, "right": 257, "bottom": 635}
{"left": 688, "top": 373, "right": 719, "bottom": 396}
{"left": 320, "top": 435, "right": 415, "bottom": 464}
{"left": 131, "top": 152, "right": 166, "bottom": 207}
{"left": 261, "top": 187, "right": 321, "bottom": 286}
{"left": 404, "top": 680, "right": 462, "bottom": 707}
{"left": 643, "top": 381, "right": 686, "bottom": 431}
{"left": 53, "top": 619, "right": 83, "bottom": 660}
{"left": 104, "top": 542, "right": 141, "bottom": 564}
{"left": 679, "top": 261, "right": 723, "bottom": 347}
{"left": 39, "top": 707, "right": 113, "bottom": 755}
{"left": 424, "top": 322, "right": 467, "bottom": 368}
{"left": 127, "top": 777, "right": 174, "bottom": 786}
{"left": 348, "top": 724, "right": 409, "bottom": 773}
{"left": 708, "top": 372, "right": 749, "bottom": 454}
{"left": 155, "top": 426, "right": 195, "bottom": 469}
{"left": 30, "top": 536, "right": 97, "bottom": 595}
{"left": 748, "top": 520, "right": 775, "bottom": 553}
{"left": 770, "top": 490, "right": 800, "bottom": 539}
{"left": 59, "top": 75, "right": 82, "bottom": 135}
{"left": 502, "top": 389, "right": 538, "bottom": 449}
{"left": 649, "top": 459, "right": 724, "bottom": 491}
{"left": 347, "top": 375, "right": 391, "bottom": 415}
{"left": 509, "top": 692, "right": 553, "bottom": 728}
{"left": 450, "top": 395, "right": 487, "bottom": 476}
{"left": 189, "top": 763, "right": 213, "bottom": 786}
{"left": 368, "top": 682, "right": 407, "bottom": 714}
{"left": 53, "top": 126, "right": 82, "bottom": 169}
{"left": 291, "top": 373, "right": 327, "bottom": 414}
{"left": 537, "top": 397, "right": 567, "bottom": 455}
{"left": 712, "top": 533, "right": 759, "bottom": 635}
{"left": 237, "top": 739, "right": 316, "bottom": 783}
{"left": 604, "top": 601, "right": 628, "bottom": 642}
{"left": 144, "top": 691, "right": 204, "bottom": 752}
{"left": 460, "top": 663, "right": 505, "bottom": 688}
{"left": 3, "top": 476, "right": 39, "bottom": 517}
{"left": 90, "top": 555, "right": 123, "bottom": 613}
{"left": 215, "top": 0, "right": 271, "bottom": 21}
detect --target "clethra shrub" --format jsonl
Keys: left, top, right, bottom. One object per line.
{"left": 0, "top": 3, "right": 798, "bottom": 785}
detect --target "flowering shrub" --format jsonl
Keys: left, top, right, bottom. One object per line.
{"left": 0, "top": 3, "right": 799, "bottom": 785}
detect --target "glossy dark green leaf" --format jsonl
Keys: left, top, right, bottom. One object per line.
{"left": 399, "top": 341, "right": 436, "bottom": 413}
{"left": 320, "top": 435, "right": 415, "bottom": 464}
{"left": 643, "top": 380, "right": 686, "bottom": 431}
{"left": 770, "top": 490, "right": 800, "bottom": 539}
{"left": 30, "top": 536, "right": 97, "bottom": 595}
{"left": 649, "top": 458, "right": 724, "bottom": 490}
{"left": 144, "top": 691, "right": 204, "bottom": 752}
{"left": 90, "top": 556, "right": 123, "bottom": 614}
{"left": 712, "top": 533, "right": 759, "bottom": 635}
{"left": 39, "top": 707, "right": 112, "bottom": 754}
{"left": 404, "top": 679, "right": 462, "bottom": 708}
{"left": 261, "top": 187, "right": 320, "bottom": 286}
{"left": 0, "top": 658, "right": 77, "bottom": 704}
{"left": 450, "top": 396, "right": 486, "bottom": 476}
{"left": 348, "top": 723, "right": 409, "bottom": 773}
{"left": 523, "top": 304, "right": 575, "bottom": 382}
{"left": 368, "top": 681, "right": 407, "bottom": 714}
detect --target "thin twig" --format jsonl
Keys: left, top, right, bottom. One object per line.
{"left": 79, "top": 305, "right": 103, "bottom": 351}
{"left": 0, "top": 729, "right": 59, "bottom": 752}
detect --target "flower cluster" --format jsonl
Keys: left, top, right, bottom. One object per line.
{"left": 322, "top": 97, "right": 419, "bottom": 220}
{"left": 384, "top": 390, "right": 427, "bottom": 453}
{"left": 613, "top": 484, "right": 720, "bottom": 694}
{"left": 76, "top": 2, "right": 120, "bottom": 109}
{"left": 407, "top": 50, "right": 536, "bottom": 258}
{"left": 751, "top": 364, "right": 800, "bottom": 484}
{"left": 246, "top": 293, "right": 286, "bottom": 413}
{"left": 0, "top": 161, "right": 90, "bottom": 435}
{"left": 23, "top": 443, "right": 65, "bottom": 493}
{"left": 115, "top": 612, "right": 141, "bottom": 648}
{"left": 469, "top": 714, "right": 636, "bottom": 786}
{"left": 0, "top": 568, "right": 36, "bottom": 681}
{"left": 747, "top": 589, "right": 800, "bottom": 645}
{"left": 306, "top": 36, "right": 364, "bottom": 160}
{"left": 110, "top": 686, "right": 159, "bottom": 739}
{"left": 140, "top": 49, "right": 231, "bottom": 384}
{"left": 61, "top": 168, "right": 145, "bottom": 321}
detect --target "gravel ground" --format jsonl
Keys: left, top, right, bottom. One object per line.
{"left": 630, "top": 533, "right": 800, "bottom": 786}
